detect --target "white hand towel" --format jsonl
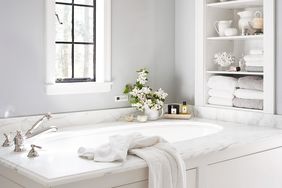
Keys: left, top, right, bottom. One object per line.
{"left": 208, "top": 97, "right": 233, "bottom": 107}
{"left": 78, "top": 133, "right": 186, "bottom": 188}
{"left": 234, "top": 89, "right": 264, "bottom": 100}
{"left": 208, "top": 89, "right": 234, "bottom": 99}
{"left": 244, "top": 54, "right": 263, "bottom": 61}
{"left": 245, "top": 60, "right": 264, "bottom": 67}
{"left": 208, "top": 76, "right": 238, "bottom": 92}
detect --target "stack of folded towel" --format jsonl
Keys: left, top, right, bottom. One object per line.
{"left": 244, "top": 50, "right": 264, "bottom": 72}
{"left": 233, "top": 76, "right": 263, "bottom": 110}
{"left": 207, "top": 76, "right": 238, "bottom": 107}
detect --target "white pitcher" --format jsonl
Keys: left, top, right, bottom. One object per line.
{"left": 214, "top": 20, "right": 232, "bottom": 37}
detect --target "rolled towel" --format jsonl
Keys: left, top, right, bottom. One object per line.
{"left": 245, "top": 66, "right": 263, "bottom": 72}
{"left": 233, "top": 98, "right": 263, "bottom": 110}
{"left": 244, "top": 54, "right": 263, "bottom": 62}
{"left": 208, "top": 97, "right": 233, "bottom": 107}
{"left": 245, "top": 60, "right": 264, "bottom": 67}
{"left": 208, "top": 76, "right": 238, "bottom": 92}
{"left": 238, "top": 76, "right": 263, "bottom": 91}
{"left": 234, "top": 89, "right": 263, "bottom": 100}
{"left": 208, "top": 89, "right": 234, "bottom": 99}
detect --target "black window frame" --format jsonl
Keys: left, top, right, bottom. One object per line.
{"left": 55, "top": 0, "right": 96, "bottom": 83}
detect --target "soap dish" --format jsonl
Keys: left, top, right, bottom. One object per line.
{"left": 163, "top": 113, "right": 192, "bottom": 120}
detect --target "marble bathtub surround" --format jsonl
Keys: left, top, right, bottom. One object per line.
{"left": 0, "top": 108, "right": 136, "bottom": 141}
{"left": 0, "top": 119, "right": 282, "bottom": 187}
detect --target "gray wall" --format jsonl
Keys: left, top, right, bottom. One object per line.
{"left": 175, "top": 0, "right": 195, "bottom": 104}
{"left": 276, "top": 0, "right": 282, "bottom": 114}
{"left": 0, "top": 0, "right": 175, "bottom": 118}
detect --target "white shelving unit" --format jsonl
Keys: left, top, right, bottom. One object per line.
{"left": 206, "top": 0, "right": 263, "bottom": 9}
{"left": 195, "top": 0, "right": 275, "bottom": 113}
{"left": 207, "top": 35, "right": 263, "bottom": 40}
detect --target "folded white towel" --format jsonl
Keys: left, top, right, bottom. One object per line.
{"left": 208, "top": 76, "right": 238, "bottom": 92}
{"left": 234, "top": 89, "right": 264, "bottom": 100}
{"left": 208, "top": 89, "right": 234, "bottom": 99}
{"left": 238, "top": 76, "right": 263, "bottom": 91}
{"left": 245, "top": 60, "right": 264, "bottom": 67}
{"left": 78, "top": 133, "right": 186, "bottom": 188}
{"left": 208, "top": 97, "right": 233, "bottom": 107}
{"left": 244, "top": 54, "right": 263, "bottom": 61}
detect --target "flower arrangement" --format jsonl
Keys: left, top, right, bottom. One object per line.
{"left": 214, "top": 52, "right": 235, "bottom": 67}
{"left": 124, "top": 69, "right": 168, "bottom": 112}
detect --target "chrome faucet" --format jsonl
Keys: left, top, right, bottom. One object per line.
{"left": 25, "top": 113, "right": 58, "bottom": 139}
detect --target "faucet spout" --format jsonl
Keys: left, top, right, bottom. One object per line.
{"left": 25, "top": 113, "right": 56, "bottom": 139}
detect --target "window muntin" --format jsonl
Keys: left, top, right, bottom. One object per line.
{"left": 55, "top": 0, "right": 96, "bottom": 82}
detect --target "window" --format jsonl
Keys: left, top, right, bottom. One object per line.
{"left": 55, "top": 0, "right": 96, "bottom": 82}
{"left": 45, "top": 0, "right": 112, "bottom": 95}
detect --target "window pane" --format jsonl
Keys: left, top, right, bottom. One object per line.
{"left": 74, "top": 44, "right": 94, "bottom": 78}
{"left": 74, "top": 7, "right": 94, "bottom": 42}
{"left": 56, "top": 44, "right": 72, "bottom": 79}
{"left": 55, "top": 4, "right": 72, "bottom": 42}
{"left": 56, "top": 0, "right": 72, "bottom": 3}
{"left": 74, "top": 0, "right": 94, "bottom": 5}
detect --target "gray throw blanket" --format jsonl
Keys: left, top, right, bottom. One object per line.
{"left": 233, "top": 98, "right": 263, "bottom": 110}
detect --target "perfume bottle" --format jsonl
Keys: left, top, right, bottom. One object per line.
{"left": 181, "top": 101, "right": 188, "bottom": 114}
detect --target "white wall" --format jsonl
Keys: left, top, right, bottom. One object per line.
{"left": 0, "top": 0, "right": 175, "bottom": 118}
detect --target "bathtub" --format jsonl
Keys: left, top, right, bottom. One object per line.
{"left": 26, "top": 121, "right": 223, "bottom": 150}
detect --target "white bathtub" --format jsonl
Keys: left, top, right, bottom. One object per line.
{"left": 0, "top": 120, "right": 223, "bottom": 185}
{"left": 26, "top": 121, "right": 223, "bottom": 152}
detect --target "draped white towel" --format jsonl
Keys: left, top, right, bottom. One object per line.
{"left": 234, "top": 89, "right": 264, "bottom": 100}
{"left": 208, "top": 76, "right": 238, "bottom": 92}
{"left": 78, "top": 133, "right": 186, "bottom": 188}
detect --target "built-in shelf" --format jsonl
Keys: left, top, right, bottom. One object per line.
{"left": 206, "top": 71, "right": 264, "bottom": 75}
{"left": 207, "top": 0, "right": 263, "bottom": 9}
{"left": 204, "top": 104, "right": 263, "bottom": 112}
{"left": 207, "top": 35, "right": 264, "bottom": 41}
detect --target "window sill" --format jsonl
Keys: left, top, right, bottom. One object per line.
{"left": 46, "top": 82, "right": 113, "bottom": 95}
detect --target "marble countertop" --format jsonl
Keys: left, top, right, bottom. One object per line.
{"left": 1, "top": 118, "right": 282, "bottom": 187}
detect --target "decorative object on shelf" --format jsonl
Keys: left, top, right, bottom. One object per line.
{"left": 237, "top": 10, "right": 254, "bottom": 36}
{"left": 168, "top": 104, "right": 180, "bottom": 114}
{"left": 181, "top": 101, "right": 189, "bottom": 114}
{"left": 214, "top": 20, "right": 232, "bottom": 36}
{"left": 136, "top": 115, "right": 148, "bottom": 122}
{"left": 249, "top": 11, "right": 263, "bottom": 35}
{"left": 214, "top": 52, "right": 235, "bottom": 71}
{"left": 124, "top": 114, "right": 135, "bottom": 122}
{"left": 124, "top": 69, "right": 168, "bottom": 121}
{"left": 224, "top": 28, "right": 238, "bottom": 36}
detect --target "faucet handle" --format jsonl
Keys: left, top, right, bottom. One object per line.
{"left": 27, "top": 144, "right": 42, "bottom": 158}
{"left": 2, "top": 133, "right": 12, "bottom": 147}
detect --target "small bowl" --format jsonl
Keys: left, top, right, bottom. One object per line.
{"left": 224, "top": 28, "right": 238, "bottom": 36}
